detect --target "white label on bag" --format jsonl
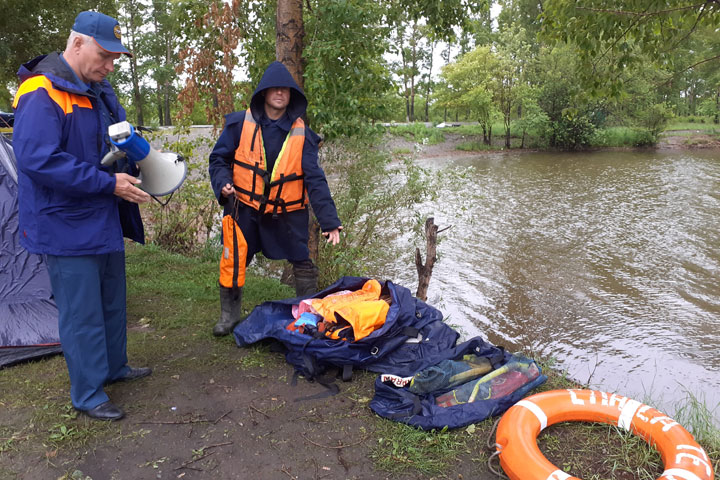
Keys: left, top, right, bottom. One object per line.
{"left": 380, "top": 374, "right": 413, "bottom": 388}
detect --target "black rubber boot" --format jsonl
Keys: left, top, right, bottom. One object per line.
{"left": 293, "top": 263, "right": 319, "bottom": 297}
{"left": 213, "top": 286, "right": 243, "bottom": 336}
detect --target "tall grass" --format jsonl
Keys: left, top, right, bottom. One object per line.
{"left": 592, "top": 126, "right": 656, "bottom": 147}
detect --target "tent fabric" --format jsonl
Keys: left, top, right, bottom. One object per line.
{"left": 0, "top": 135, "right": 61, "bottom": 368}
{"left": 370, "top": 337, "right": 547, "bottom": 430}
{"left": 233, "top": 276, "right": 460, "bottom": 378}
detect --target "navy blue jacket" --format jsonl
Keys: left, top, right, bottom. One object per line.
{"left": 209, "top": 62, "right": 341, "bottom": 235}
{"left": 13, "top": 53, "right": 143, "bottom": 255}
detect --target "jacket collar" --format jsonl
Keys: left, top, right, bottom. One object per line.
{"left": 18, "top": 52, "right": 94, "bottom": 96}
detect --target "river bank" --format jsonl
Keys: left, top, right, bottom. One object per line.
{"left": 382, "top": 128, "right": 720, "bottom": 160}
{"left": 1, "top": 244, "right": 718, "bottom": 479}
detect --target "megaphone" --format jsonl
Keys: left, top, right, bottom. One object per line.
{"left": 102, "top": 121, "right": 187, "bottom": 197}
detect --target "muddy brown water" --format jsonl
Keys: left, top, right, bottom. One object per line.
{"left": 389, "top": 148, "right": 720, "bottom": 424}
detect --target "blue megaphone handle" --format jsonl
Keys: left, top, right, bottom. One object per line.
{"left": 109, "top": 124, "right": 151, "bottom": 164}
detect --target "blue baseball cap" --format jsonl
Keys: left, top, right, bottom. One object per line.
{"left": 72, "top": 11, "right": 132, "bottom": 57}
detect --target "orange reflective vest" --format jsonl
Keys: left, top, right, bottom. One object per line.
{"left": 232, "top": 110, "right": 307, "bottom": 215}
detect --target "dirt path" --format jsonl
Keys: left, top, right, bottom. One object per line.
{"left": 2, "top": 336, "right": 501, "bottom": 480}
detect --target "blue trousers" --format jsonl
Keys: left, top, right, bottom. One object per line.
{"left": 46, "top": 252, "right": 131, "bottom": 410}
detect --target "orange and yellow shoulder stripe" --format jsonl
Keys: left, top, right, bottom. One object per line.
{"left": 13, "top": 75, "right": 92, "bottom": 114}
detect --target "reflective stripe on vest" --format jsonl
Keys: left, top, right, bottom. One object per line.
{"left": 13, "top": 75, "right": 92, "bottom": 114}
{"left": 232, "top": 109, "right": 307, "bottom": 215}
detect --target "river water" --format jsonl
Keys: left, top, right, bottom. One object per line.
{"left": 388, "top": 148, "right": 720, "bottom": 424}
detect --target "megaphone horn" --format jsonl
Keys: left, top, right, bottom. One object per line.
{"left": 104, "top": 121, "right": 187, "bottom": 197}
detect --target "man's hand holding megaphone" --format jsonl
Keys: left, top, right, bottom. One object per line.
{"left": 104, "top": 121, "right": 187, "bottom": 198}
{"left": 114, "top": 173, "right": 151, "bottom": 204}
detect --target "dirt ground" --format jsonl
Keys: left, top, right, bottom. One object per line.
{"left": 1, "top": 336, "right": 502, "bottom": 480}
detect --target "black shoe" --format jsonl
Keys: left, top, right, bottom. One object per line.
{"left": 78, "top": 401, "right": 125, "bottom": 421}
{"left": 120, "top": 366, "right": 152, "bottom": 381}
{"left": 108, "top": 366, "right": 152, "bottom": 385}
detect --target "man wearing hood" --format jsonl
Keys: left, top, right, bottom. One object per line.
{"left": 12, "top": 11, "right": 152, "bottom": 421}
{"left": 209, "top": 61, "right": 343, "bottom": 336}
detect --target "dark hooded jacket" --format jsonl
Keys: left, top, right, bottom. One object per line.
{"left": 208, "top": 62, "right": 341, "bottom": 260}
{"left": 12, "top": 52, "right": 143, "bottom": 255}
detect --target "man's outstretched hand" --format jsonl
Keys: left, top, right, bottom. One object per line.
{"left": 322, "top": 226, "right": 343, "bottom": 245}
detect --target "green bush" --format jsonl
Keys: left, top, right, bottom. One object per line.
{"left": 637, "top": 103, "right": 672, "bottom": 137}
{"left": 315, "top": 138, "right": 437, "bottom": 287}
{"left": 550, "top": 109, "right": 596, "bottom": 149}
{"left": 141, "top": 129, "right": 217, "bottom": 255}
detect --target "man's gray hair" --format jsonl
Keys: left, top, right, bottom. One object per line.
{"left": 66, "top": 30, "right": 93, "bottom": 51}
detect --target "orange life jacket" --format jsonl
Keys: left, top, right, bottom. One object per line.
{"left": 219, "top": 213, "right": 247, "bottom": 288}
{"left": 288, "top": 279, "right": 390, "bottom": 341}
{"left": 232, "top": 109, "right": 307, "bottom": 215}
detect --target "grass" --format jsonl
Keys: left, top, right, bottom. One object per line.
{"left": 371, "top": 422, "right": 468, "bottom": 475}
{"left": 666, "top": 115, "right": 720, "bottom": 131}
{"left": 391, "top": 147, "right": 412, "bottom": 155}
{"left": 1, "top": 244, "right": 719, "bottom": 479}
{"left": 385, "top": 117, "right": 720, "bottom": 152}
{"left": 386, "top": 123, "right": 445, "bottom": 145}
{"left": 592, "top": 126, "right": 656, "bottom": 147}
{"left": 665, "top": 123, "right": 720, "bottom": 132}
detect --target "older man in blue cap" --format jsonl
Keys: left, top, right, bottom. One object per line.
{"left": 12, "top": 11, "right": 152, "bottom": 421}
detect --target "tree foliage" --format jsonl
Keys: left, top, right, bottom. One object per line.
{"left": 303, "top": 0, "right": 393, "bottom": 138}
{"left": 435, "top": 46, "right": 498, "bottom": 142}
{"left": 0, "top": 0, "right": 116, "bottom": 106}
{"left": 3, "top": 0, "right": 718, "bottom": 140}
{"left": 175, "top": 0, "right": 247, "bottom": 128}
{"left": 540, "top": 0, "right": 720, "bottom": 96}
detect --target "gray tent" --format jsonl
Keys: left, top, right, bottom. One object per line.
{"left": 0, "top": 134, "right": 61, "bottom": 367}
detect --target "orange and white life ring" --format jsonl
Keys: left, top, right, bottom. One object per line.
{"left": 495, "top": 389, "right": 714, "bottom": 480}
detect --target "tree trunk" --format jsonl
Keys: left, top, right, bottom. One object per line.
{"left": 276, "top": 0, "right": 305, "bottom": 90}
{"left": 128, "top": 3, "right": 144, "bottom": 126}
{"left": 400, "top": 44, "right": 410, "bottom": 123}
{"left": 409, "top": 23, "right": 417, "bottom": 123}
{"left": 415, "top": 217, "right": 438, "bottom": 302}
{"left": 276, "top": 0, "right": 319, "bottom": 272}
{"left": 505, "top": 115, "right": 511, "bottom": 148}
{"left": 156, "top": 81, "right": 163, "bottom": 124}
{"left": 424, "top": 40, "right": 434, "bottom": 122}
{"left": 164, "top": 38, "right": 172, "bottom": 126}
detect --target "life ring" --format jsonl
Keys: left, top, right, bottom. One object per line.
{"left": 495, "top": 389, "right": 714, "bottom": 480}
